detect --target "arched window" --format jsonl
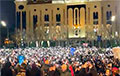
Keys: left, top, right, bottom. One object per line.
{"left": 44, "top": 14, "right": 49, "bottom": 22}
{"left": 44, "top": 14, "right": 49, "bottom": 26}
{"left": 106, "top": 11, "right": 112, "bottom": 20}
{"left": 56, "top": 14, "right": 61, "bottom": 26}
{"left": 75, "top": 9, "right": 77, "bottom": 25}
{"left": 56, "top": 14, "right": 61, "bottom": 22}
{"left": 33, "top": 15, "right": 38, "bottom": 29}
{"left": 106, "top": 11, "right": 112, "bottom": 24}
{"left": 93, "top": 12, "right": 98, "bottom": 19}
{"left": 93, "top": 12, "right": 98, "bottom": 25}
{"left": 17, "top": 12, "right": 20, "bottom": 29}
{"left": 22, "top": 11, "right": 26, "bottom": 29}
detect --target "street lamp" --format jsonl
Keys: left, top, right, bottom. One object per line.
{"left": 0, "top": 21, "right": 7, "bottom": 48}
{"left": 111, "top": 16, "right": 116, "bottom": 47}
{"left": 1, "top": 21, "right": 9, "bottom": 39}
{"left": 111, "top": 16, "right": 115, "bottom": 38}
{"left": 111, "top": 16, "right": 115, "bottom": 22}
{"left": 0, "top": 21, "right": 10, "bottom": 48}
{"left": 93, "top": 25, "right": 98, "bottom": 47}
{"left": 1, "top": 21, "right": 6, "bottom": 27}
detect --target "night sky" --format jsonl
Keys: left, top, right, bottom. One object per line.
{"left": 0, "top": 0, "right": 15, "bottom": 30}
{"left": 0, "top": 0, "right": 15, "bottom": 41}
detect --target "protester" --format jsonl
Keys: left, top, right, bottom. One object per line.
{"left": 1, "top": 61, "right": 13, "bottom": 76}
{"left": 0, "top": 46, "right": 120, "bottom": 76}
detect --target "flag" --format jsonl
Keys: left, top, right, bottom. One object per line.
{"left": 70, "top": 48, "right": 76, "bottom": 56}
{"left": 18, "top": 55, "right": 24, "bottom": 65}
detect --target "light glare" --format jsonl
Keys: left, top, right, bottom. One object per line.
{"left": 111, "top": 16, "right": 115, "bottom": 22}
{"left": 1, "top": 21, "right": 6, "bottom": 27}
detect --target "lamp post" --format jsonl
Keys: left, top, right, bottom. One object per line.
{"left": 111, "top": 16, "right": 115, "bottom": 22}
{"left": 1, "top": 21, "right": 6, "bottom": 27}
{"left": 111, "top": 16, "right": 116, "bottom": 47}
{"left": 93, "top": 25, "right": 98, "bottom": 47}
{"left": 115, "top": 31, "right": 118, "bottom": 45}
{"left": 0, "top": 21, "right": 7, "bottom": 48}
{"left": 111, "top": 16, "right": 115, "bottom": 36}
{"left": 105, "top": 16, "right": 116, "bottom": 47}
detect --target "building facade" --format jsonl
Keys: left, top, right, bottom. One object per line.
{"left": 15, "top": 0, "right": 120, "bottom": 47}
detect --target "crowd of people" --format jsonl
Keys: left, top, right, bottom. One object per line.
{"left": 0, "top": 46, "right": 120, "bottom": 76}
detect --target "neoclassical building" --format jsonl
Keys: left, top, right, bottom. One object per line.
{"left": 15, "top": 0, "right": 120, "bottom": 47}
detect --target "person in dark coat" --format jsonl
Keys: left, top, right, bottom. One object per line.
{"left": 48, "top": 65, "right": 56, "bottom": 76}
{"left": 86, "top": 66, "right": 98, "bottom": 76}
{"left": 26, "top": 64, "right": 31, "bottom": 76}
{"left": 1, "top": 61, "right": 13, "bottom": 76}
{"left": 78, "top": 68, "right": 87, "bottom": 76}
{"left": 54, "top": 68, "right": 61, "bottom": 76}
{"left": 48, "top": 66, "right": 61, "bottom": 76}
{"left": 74, "top": 66, "right": 81, "bottom": 76}
{"left": 29, "top": 63, "right": 41, "bottom": 76}
{"left": 48, "top": 70, "right": 55, "bottom": 76}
